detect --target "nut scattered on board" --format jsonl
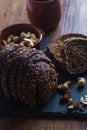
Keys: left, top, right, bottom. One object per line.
{"left": 67, "top": 98, "right": 73, "bottom": 106}
{"left": 58, "top": 76, "right": 87, "bottom": 112}
{"left": 67, "top": 101, "right": 80, "bottom": 111}
{"left": 3, "top": 32, "right": 38, "bottom": 48}
{"left": 57, "top": 84, "right": 63, "bottom": 90}
{"left": 77, "top": 77, "right": 86, "bottom": 87}
{"left": 63, "top": 94, "right": 70, "bottom": 102}
{"left": 73, "top": 102, "right": 80, "bottom": 110}
{"left": 80, "top": 96, "right": 84, "bottom": 102}
{"left": 85, "top": 95, "right": 87, "bottom": 101}
{"left": 62, "top": 81, "right": 71, "bottom": 89}
{"left": 80, "top": 95, "right": 87, "bottom": 105}
{"left": 57, "top": 81, "right": 71, "bottom": 90}
{"left": 60, "top": 94, "right": 70, "bottom": 104}
{"left": 67, "top": 105, "right": 74, "bottom": 110}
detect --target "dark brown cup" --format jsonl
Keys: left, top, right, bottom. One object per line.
{"left": 0, "top": 23, "right": 42, "bottom": 47}
{"left": 27, "top": 0, "right": 61, "bottom": 32}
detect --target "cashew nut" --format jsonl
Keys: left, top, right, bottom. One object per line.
{"left": 7, "top": 34, "right": 14, "bottom": 43}
{"left": 31, "top": 33, "right": 37, "bottom": 40}
{"left": 57, "top": 84, "right": 63, "bottom": 89}
{"left": 12, "top": 36, "right": 19, "bottom": 43}
{"left": 68, "top": 105, "right": 74, "bottom": 110}
{"left": 80, "top": 95, "right": 87, "bottom": 105}
{"left": 21, "top": 32, "right": 31, "bottom": 38}
{"left": 24, "top": 38, "right": 34, "bottom": 47}
{"left": 62, "top": 81, "right": 71, "bottom": 89}
{"left": 77, "top": 77, "right": 86, "bottom": 87}
{"left": 3, "top": 40, "right": 7, "bottom": 46}
{"left": 57, "top": 81, "right": 71, "bottom": 90}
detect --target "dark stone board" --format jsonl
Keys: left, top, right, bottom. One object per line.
{"left": 0, "top": 39, "right": 87, "bottom": 118}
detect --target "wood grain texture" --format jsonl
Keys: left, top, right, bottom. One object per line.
{"left": 49, "top": 0, "right": 87, "bottom": 39}
{"left": 0, "top": 0, "right": 87, "bottom": 130}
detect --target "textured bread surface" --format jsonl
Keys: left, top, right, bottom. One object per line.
{"left": 46, "top": 34, "right": 87, "bottom": 75}
{"left": 0, "top": 43, "right": 58, "bottom": 109}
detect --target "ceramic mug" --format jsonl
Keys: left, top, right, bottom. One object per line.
{"left": 27, "top": 0, "right": 61, "bottom": 32}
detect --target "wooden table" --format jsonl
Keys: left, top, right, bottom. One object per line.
{"left": 0, "top": 0, "right": 87, "bottom": 130}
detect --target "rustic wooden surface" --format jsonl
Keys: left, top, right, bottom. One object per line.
{"left": 0, "top": 0, "right": 87, "bottom": 130}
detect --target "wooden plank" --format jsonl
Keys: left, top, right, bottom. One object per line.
{"left": 49, "top": 0, "right": 87, "bottom": 39}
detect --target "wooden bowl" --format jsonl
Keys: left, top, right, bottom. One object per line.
{"left": 0, "top": 23, "right": 42, "bottom": 47}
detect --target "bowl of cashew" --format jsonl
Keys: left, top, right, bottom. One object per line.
{"left": 0, "top": 23, "right": 42, "bottom": 48}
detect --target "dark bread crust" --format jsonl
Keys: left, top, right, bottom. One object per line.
{"left": 46, "top": 33, "right": 87, "bottom": 75}
{"left": 0, "top": 43, "right": 58, "bottom": 109}
{"left": 26, "top": 52, "right": 57, "bottom": 106}
{"left": 1, "top": 46, "right": 26, "bottom": 100}
{"left": 0, "top": 43, "right": 19, "bottom": 99}
{"left": 8, "top": 46, "right": 27, "bottom": 101}
{"left": 22, "top": 63, "right": 37, "bottom": 108}
{"left": 16, "top": 48, "right": 40, "bottom": 104}
{"left": 35, "top": 61, "right": 57, "bottom": 105}
{"left": 20, "top": 49, "right": 53, "bottom": 106}
{"left": 22, "top": 49, "right": 58, "bottom": 109}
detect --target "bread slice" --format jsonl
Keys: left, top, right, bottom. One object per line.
{"left": 61, "top": 38, "right": 87, "bottom": 74}
{"left": 46, "top": 34, "right": 87, "bottom": 75}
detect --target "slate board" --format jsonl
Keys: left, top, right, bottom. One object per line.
{"left": 0, "top": 39, "right": 87, "bottom": 118}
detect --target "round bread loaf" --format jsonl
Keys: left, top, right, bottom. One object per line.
{"left": 0, "top": 43, "right": 58, "bottom": 109}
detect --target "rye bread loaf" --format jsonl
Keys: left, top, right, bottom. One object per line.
{"left": 46, "top": 34, "right": 87, "bottom": 75}
{"left": 0, "top": 43, "right": 58, "bottom": 109}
